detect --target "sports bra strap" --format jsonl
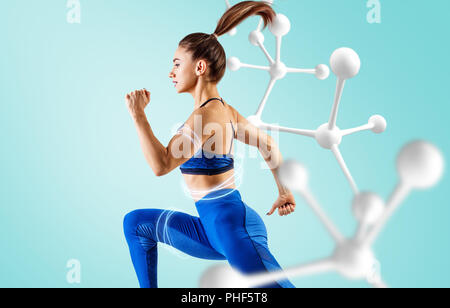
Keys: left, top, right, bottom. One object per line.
{"left": 200, "top": 97, "right": 224, "bottom": 108}
{"left": 199, "top": 98, "right": 235, "bottom": 155}
{"left": 228, "top": 120, "right": 235, "bottom": 155}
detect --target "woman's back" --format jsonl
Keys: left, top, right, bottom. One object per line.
{"left": 180, "top": 97, "right": 238, "bottom": 201}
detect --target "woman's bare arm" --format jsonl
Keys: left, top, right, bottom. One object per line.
{"left": 230, "top": 105, "right": 296, "bottom": 216}
{"left": 230, "top": 106, "right": 288, "bottom": 194}
{"left": 127, "top": 89, "right": 216, "bottom": 177}
{"left": 132, "top": 113, "right": 169, "bottom": 176}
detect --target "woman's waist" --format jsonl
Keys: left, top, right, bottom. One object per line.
{"left": 183, "top": 169, "right": 235, "bottom": 191}
{"left": 190, "top": 184, "right": 237, "bottom": 203}
{"left": 194, "top": 187, "right": 242, "bottom": 207}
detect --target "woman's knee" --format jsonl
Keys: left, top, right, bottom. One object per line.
{"left": 123, "top": 209, "right": 141, "bottom": 236}
{"left": 123, "top": 209, "right": 157, "bottom": 236}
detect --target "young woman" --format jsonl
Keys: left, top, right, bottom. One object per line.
{"left": 124, "top": 1, "right": 296, "bottom": 288}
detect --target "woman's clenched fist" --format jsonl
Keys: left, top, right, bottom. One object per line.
{"left": 125, "top": 89, "right": 151, "bottom": 119}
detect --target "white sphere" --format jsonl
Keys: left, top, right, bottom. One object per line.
{"left": 352, "top": 192, "right": 385, "bottom": 225}
{"left": 369, "top": 115, "right": 387, "bottom": 134}
{"left": 333, "top": 240, "right": 375, "bottom": 280}
{"left": 397, "top": 140, "right": 445, "bottom": 189}
{"left": 227, "top": 57, "right": 241, "bottom": 71}
{"left": 199, "top": 264, "right": 249, "bottom": 288}
{"left": 269, "top": 61, "right": 287, "bottom": 80}
{"left": 315, "top": 64, "right": 330, "bottom": 80}
{"left": 278, "top": 160, "right": 309, "bottom": 193}
{"left": 269, "top": 14, "right": 291, "bottom": 37}
{"left": 315, "top": 123, "right": 343, "bottom": 149}
{"left": 228, "top": 28, "right": 237, "bottom": 37}
{"left": 330, "top": 48, "right": 361, "bottom": 80}
{"left": 247, "top": 115, "right": 262, "bottom": 128}
{"left": 249, "top": 30, "right": 264, "bottom": 46}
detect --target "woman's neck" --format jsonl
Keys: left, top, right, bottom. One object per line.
{"left": 190, "top": 80, "right": 221, "bottom": 111}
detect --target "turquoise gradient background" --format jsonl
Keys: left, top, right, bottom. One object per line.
{"left": 1, "top": 0, "right": 449, "bottom": 287}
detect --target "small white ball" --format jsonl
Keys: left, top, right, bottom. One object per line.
{"left": 227, "top": 57, "right": 241, "bottom": 71}
{"left": 247, "top": 115, "right": 262, "bottom": 128}
{"left": 352, "top": 192, "right": 385, "bottom": 225}
{"left": 249, "top": 30, "right": 264, "bottom": 46}
{"left": 269, "top": 14, "right": 291, "bottom": 37}
{"left": 369, "top": 115, "right": 387, "bottom": 134}
{"left": 315, "top": 64, "right": 330, "bottom": 80}
{"left": 397, "top": 140, "right": 445, "bottom": 189}
{"left": 228, "top": 28, "right": 237, "bottom": 37}
{"left": 278, "top": 160, "right": 309, "bottom": 192}
{"left": 199, "top": 264, "right": 249, "bottom": 288}
{"left": 330, "top": 47, "right": 361, "bottom": 80}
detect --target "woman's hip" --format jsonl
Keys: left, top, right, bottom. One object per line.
{"left": 195, "top": 189, "right": 268, "bottom": 247}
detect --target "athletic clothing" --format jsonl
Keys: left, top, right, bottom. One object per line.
{"left": 123, "top": 188, "right": 295, "bottom": 288}
{"left": 179, "top": 98, "right": 235, "bottom": 176}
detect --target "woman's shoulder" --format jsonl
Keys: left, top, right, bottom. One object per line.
{"left": 188, "top": 99, "right": 235, "bottom": 124}
{"left": 222, "top": 100, "right": 238, "bottom": 125}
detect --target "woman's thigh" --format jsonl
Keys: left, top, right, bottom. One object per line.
{"left": 213, "top": 203, "right": 295, "bottom": 288}
{"left": 123, "top": 208, "right": 226, "bottom": 260}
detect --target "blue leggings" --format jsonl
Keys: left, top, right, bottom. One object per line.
{"left": 123, "top": 188, "right": 295, "bottom": 288}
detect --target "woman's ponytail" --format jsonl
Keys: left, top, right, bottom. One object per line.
{"left": 213, "top": 1, "right": 276, "bottom": 38}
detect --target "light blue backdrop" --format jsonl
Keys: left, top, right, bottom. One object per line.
{"left": 1, "top": 0, "right": 448, "bottom": 288}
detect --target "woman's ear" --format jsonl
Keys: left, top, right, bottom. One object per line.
{"left": 195, "top": 60, "right": 207, "bottom": 76}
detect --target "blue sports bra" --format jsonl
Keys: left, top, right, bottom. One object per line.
{"left": 179, "top": 98, "right": 235, "bottom": 176}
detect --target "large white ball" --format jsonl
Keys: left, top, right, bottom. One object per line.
{"left": 278, "top": 160, "right": 309, "bottom": 192}
{"left": 227, "top": 57, "right": 241, "bottom": 71}
{"left": 333, "top": 240, "right": 376, "bottom": 280}
{"left": 315, "top": 123, "right": 343, "bottom": 149}
{"left": 330, "top": 47, "right": 361, "bottom": 80}
{"left": 397, "top": 140, "right": 445, "bottom": 189}
{"left": 269, "top": 14, "right": 291, "bottom": 37}
{"left": 269, "top": 61, "right": 287, "bottom": 80}
{"left": 199, "top": 264, "right": 249, "bottom": 288}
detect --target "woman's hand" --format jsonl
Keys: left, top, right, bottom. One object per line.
{"left": 125, "top": 89, "right": 151, "bottom": 119}
{"left": 267, "top": 190, "right": 296, "bottom": 217}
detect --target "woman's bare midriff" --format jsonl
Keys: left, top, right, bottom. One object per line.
{"left": 182, "top": 168, "right": 236, "bottom": 202}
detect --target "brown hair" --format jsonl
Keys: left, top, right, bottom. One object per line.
{"left": 178, "top": 1, "right": 276, "bottom": 84}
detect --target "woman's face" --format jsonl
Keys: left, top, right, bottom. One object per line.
{"left": 168, "top": 46, "right": 198, "bottom": 94}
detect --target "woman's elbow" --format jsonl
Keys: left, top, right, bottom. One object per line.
{"left": 154, "top": 166, "right": 167, "bottom": 177}
{"left": 148, "top": 162, "right": 167, "bottom": 177}
{"left": 155, "top": 161, "right": 174, "bottom": 177}
{"left": 260, "top": 135, "right": 277, "bottom": 152}
{"left": 144, "top": 155, "right": 167, "bottom": 177}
